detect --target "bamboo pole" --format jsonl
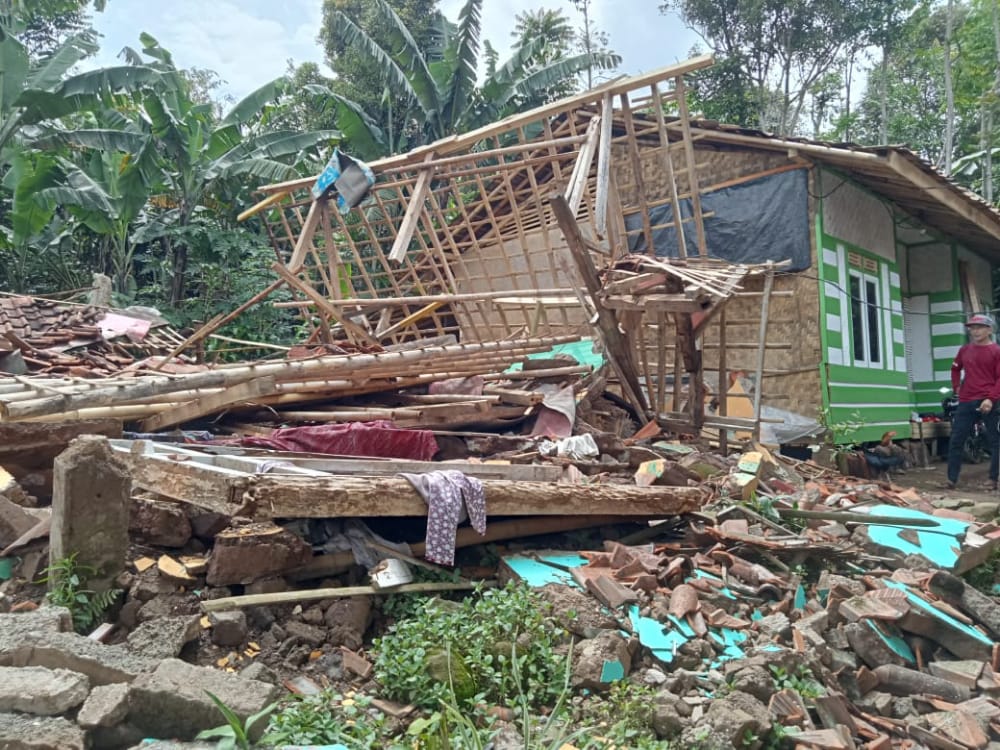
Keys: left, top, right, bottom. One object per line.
{"left": 2, "top": 336, "right": 579, "bottom": 422}
{"left": 203, "top": 581, "right": 491, "bottom": 612}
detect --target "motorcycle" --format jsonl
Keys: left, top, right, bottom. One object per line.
{"left": 941, "top": 391, "right": 992, "bottom": 464}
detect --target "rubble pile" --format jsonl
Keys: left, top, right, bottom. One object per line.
{"left": 0, "top": 419, "right": 997, "bottom": 747}
{"left": 0, "top": 294, "right": 190, "bottom": 377}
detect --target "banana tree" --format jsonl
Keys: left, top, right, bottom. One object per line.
{"left": 123, "top": 34, "right": 341, "bottom": 305}
{"left": 327, "top": 0, "right": 621, "bottom": 153}
{"left": 0, "top": 29, "right": 161, "bottom": 160}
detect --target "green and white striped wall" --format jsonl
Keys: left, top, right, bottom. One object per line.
{"left": 818, "top": 238, "right": 912, "bottom": 443}
{"left": 909, "top": 293, "right": 966, "bottom": 413}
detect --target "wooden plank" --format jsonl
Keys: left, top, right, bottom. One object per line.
{"left": 548, "top": 193, "right": 649, "bottom": 416}
{"left": 565, "top": 115, "right": 600, "bottom": 215}
{"left": 650, "top": 83, "right": 688, "bottom": 258}
{"left": 138, "top": 376, "right": 279, "bottom": 432}
{"left": 619, "top": 94, "right": 655, "bottom": 254}
{"left": 246, "top": 474, "right": 706, "bottom": 518}
{"left": 752, "top": 263, "right": 775, "bottom": 442}
{"left": 671, "top": 75, "right": 707, "bottom": 255}
{"left": 388, "top": 160, "right": 434, "bottom": 263}
{"left": 594, "top": 92, "right": 614, "bottom": 237}
{"left": 287, "top": 199, "right": 324, "bottom": 271}
{"left": 271, "top": 262, "right": 380, "bottom": 348}
{"left": 116, "top": 451, "right": 249, "bottom": 513}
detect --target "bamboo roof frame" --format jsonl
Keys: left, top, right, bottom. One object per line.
{"left": 234, "top": 53, "right": 786, "bottom": 437}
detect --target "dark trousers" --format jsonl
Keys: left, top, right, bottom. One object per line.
{"left": 947, "top": 399, "right": 1000, "bottom": 484}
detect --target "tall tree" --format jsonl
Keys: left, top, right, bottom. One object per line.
{"left": 661, "top": 0, "right": 892, "bottom": 134}
{"left": 510, "top": 8, "right": 578, "bottom": 101}
{"left": 319, "top": 0, "right": 440, "bottom": 148}
{"left": 569, "top": 0, "right": 616, "bottom": 89}
{"left": 119, "top": 34, "right": 339, "bottom": 305}
{"left": 328, "top": 0, "right": 620, "bottom": 153}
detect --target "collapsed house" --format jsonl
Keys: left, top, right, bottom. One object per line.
{"left": 4, "top": 55, "right": 1000, "bottom": 750}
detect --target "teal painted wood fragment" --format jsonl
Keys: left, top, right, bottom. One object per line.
{"left": 668, "top": 614, "right": 697, "bottom": 638}
{"left": 751, "top": 609, "right": 764, "bottom": 621}
{"left": 691, "top": 569, "right": 737, "bottom": 599}
{"left": 709, "top": 627, "right": 748, "bottom": 666}
{"left": 629, "top": 605, "right": 689, "bottom": 664}
{"left": 506, "top": 338, "right": 604, "bottom": 372}
{"left": 793, "top": 584, "right": 807, "bottom": 611}
{"left": 864, "top": 505, "right": 969, "bottom": 569}
{"left": 502, "top": 553, "right": 588, "bottom": 588}
{"left": 885, "top": 579, "right": 993, "bottom": 646}
{"left": 865, "top": 619, "right": 915, "bottom": 664}
{"left": 652, "top": 441, "right": 695, "bottom": 455}
{"left": 600, "top": 660, "right": 626, "bottom": 683}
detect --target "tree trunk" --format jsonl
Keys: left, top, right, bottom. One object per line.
{"left": 843, "top": 55, "right": 853, "bottom": 142}
{"left": 879, "top": 47, "right": 889, "bottom": 145}
{"left": 990, "top": 0, "right": 1000, "bottom": 203}
{"left": 942, "top": 0, "right": 956, "bottom": 175}
{"left": 170, "top": 242, "right": 187, "bottom": 307}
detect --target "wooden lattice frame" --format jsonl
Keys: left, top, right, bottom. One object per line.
{"left": 239, "top": 54, "right": 787, "bottom": 439}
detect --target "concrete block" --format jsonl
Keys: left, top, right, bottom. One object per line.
{"left": 126, "top": 615, "right": 201, "bottom": 659}
{"left": 0, "top": 631, "right": 155, "bottom": 685}
{"left": 77, "top": 682, "right": 129, "bottom": 728}
{"left": 0, "top": 492, "right": 37, "bottom": 548}
{"left": 209, "top": 610, "right": 248, "bottom": 648}
{"left": 206, "top": 522, "right": 311, "bottom": 586}
{"left": 129, "top": 496, "right": 192, "bottom": 548}
{"left": 0, "top": 666, "right": 89, "bottom": 715}
{"left": 50, "top": 436, "right": 130, "bottom": 591}
{"left": 0, "top": 712, "right": 86, "bottom": 749}
{"left": 127, "top": 658, "right": 281, "bottom": 740}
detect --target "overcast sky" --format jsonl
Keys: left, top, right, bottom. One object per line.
{"left": 90, "top": 0, "right": 702, "bottom": 103}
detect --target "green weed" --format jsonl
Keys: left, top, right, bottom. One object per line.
{"left": 38, "top": 553, "right": 120, "bottom": 633}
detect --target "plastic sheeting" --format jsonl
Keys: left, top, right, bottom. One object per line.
{"left": 225, "top": 421, "right": 438, "bottom": 461}
{"left": 626, "top": 168, "right": 811, "bottom": 271}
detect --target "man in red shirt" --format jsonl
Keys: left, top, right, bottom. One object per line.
{"left": 947, "top": 313, "right": 1000, "bottom": 490}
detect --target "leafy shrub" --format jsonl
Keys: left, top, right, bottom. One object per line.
{"left": 373, "top": 582, "right": 568, "bottom": 710}
{"left": 39, "top": 553, "right": 120, "bottom": 633}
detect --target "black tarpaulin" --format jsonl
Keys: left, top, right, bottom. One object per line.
{"left": 625, "top": 167, "right": 810, "bottom": 271}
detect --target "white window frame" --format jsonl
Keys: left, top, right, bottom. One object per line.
{"left": 848, "top": 268, "right": 884, "bottom": 368}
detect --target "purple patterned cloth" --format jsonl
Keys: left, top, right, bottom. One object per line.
{"left": 399, "top": 471, "right": 486, "bottom": 566}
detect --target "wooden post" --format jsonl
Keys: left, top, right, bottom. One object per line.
{"left": 388, "top": 156, "right": 434, "bottom": 263}
{"left": 565, "top": 115, "right": 600, "bottom": 216}
{"left": 272, "top": 262, "right": 380, "bottom": 348}
{"left": 288, "top": 199, "right": 324, "bottom": 271}
{"left": 594, "top": 92, "right": 614, "bottom": 238}
{"left": 548, "top": 193, "right": 649, "bottom": 416}
{"left": 718, "top": 306, "right": 728, "bottom": 455}
{"left": 752, "top": 263, "right": 775, "bottom": 442}
{"left": 51, "top": 436, "right": 130, "bottom": 592}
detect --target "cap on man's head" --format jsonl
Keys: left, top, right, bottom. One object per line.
{"left": 966, "top": 313, "right": 995, "bottom": 328}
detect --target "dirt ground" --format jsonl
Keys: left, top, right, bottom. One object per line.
{"left": 892, "top": 452, "right": 1000, "bottom": 503}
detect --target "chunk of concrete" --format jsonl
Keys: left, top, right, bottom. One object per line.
{"left": 0, "top": 631, "right": 155, "bottom": 685}
{"left": 126, "top": 615, "right": 201, "bottom": 659}
{"left": 0, "top": 712, "right": 86, "bottom": 749}
{"left": 323, "top": 597, "right": 372, "bottom": 650}
{"left": 571, "top": 630, "right": 633, "bottom": 691}
{"left": 127, "top": 658, "right": 281, "bottom": 740}
{"left": 0, "top": 606, "right": 72, "bottom": 639}
{"left": 283, "top": 620, "right": 325, "bottom": 647}
{"left": 0, "top": 490, "right": 37, "bottom": 547}
{"left": 76, "top": 682, "right": 129, "bottom": 729}
{"left": 129, "top": 496, "right": 192, "bottom": 548}
{"left": 50, "top": 436, "right": 130, "bottom": 591}
{"left": 0, "top": 666, "right": 89, "bottom": 715}
{"left": 209, "top": 610, "right": 248, "bottom": 648}
{"left": 206, "top": 522, "right": 312, "bottom": 586}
